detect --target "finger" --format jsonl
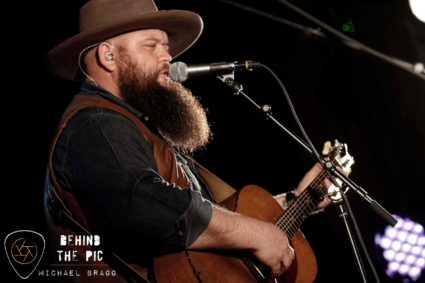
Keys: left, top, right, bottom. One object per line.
{"left": 271, "top": 264, "right": 283, "bottom": 278}
{"left": 272, "top": 264, "right": 284, "bottom": 278}
{"left": 296, "top": 163, "right": 324, "bottom": 193}
{"left": 282, "top": 246, "right": 295, "bottom": 271}
{"left": 323, "top": 178, "right": 333, "bottom": 191}
{"left": 317, "top": 197, "right": 332, "bottom": 209}
{"left": 288, "top": 245, "right": 295, "bottom": 260}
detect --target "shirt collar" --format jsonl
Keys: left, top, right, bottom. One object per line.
{"left": 81, "top": 80, "right": 159, "bottom": 135}
{"left": 80, "top": 80, "right": 151, "bottom": 123}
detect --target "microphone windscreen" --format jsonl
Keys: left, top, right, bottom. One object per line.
{"left": 169, "top": 62, "right": 188, "bottom": 82}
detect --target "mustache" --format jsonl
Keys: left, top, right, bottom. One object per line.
{"left": 159, "top": 62, "right": 171, "bottom": 75}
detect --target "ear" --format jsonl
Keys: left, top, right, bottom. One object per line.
{"left": 97, "top": 42, "right": 116, "bottom": 72}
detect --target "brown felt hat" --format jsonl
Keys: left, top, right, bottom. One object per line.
{"left": 46, "top": 0, "right": 203, "bottom": 80}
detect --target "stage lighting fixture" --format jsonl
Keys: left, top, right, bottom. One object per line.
{"left": 375, "top": 215, "right": 425, "bottom": 281}
{"left": 409, "top": 0, "right": 425, "bottom": 23}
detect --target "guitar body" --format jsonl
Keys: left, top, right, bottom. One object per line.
{"left": 153, "top": 185, "right": 317, "bottom": 283}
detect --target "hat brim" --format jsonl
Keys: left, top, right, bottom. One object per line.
{"left": 46, "top": 10, "right": 203, "bottom": 80}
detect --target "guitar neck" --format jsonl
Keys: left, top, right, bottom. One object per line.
{"left": 275, "top": 170, "right": 327, "bottom": 238}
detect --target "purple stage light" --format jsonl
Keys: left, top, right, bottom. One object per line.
{"left": 375, "top": 215, "right": 425, "bottom": 281}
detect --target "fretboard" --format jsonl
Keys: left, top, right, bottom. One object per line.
{"left": 275, "top": 170, "right": 327, "bottom": 237}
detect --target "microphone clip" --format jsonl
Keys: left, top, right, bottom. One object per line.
{"left": 216, "top": 73, "right": 243, "bottom": 95}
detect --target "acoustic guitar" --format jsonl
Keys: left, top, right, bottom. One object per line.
{"left": 153, "top": 141, "right": 354, "bottom": 283}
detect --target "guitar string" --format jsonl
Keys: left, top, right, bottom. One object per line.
{"left": 276, "top": 170, "right": 327, "bottom": 236}
{"left": 277, "top": 187, "right": 313, "bottom": 231}
{"left": 277, "top": 156, "right": 343, "bottom": 236}
{"left": 277, "top": 191, "right": 314, "bottom": 236}
{"left": 285, "top": 188, "right": 319, "bottom": 235}
{"left": 285, "top": 171, "right": 327, "bottom": 235}
{"left": 278, "top": 193, "right": 313, "bottom": 236}
{"left": 281, "top": 189, "right": 319, "bottom": 235}
{"left": 281, "top": 172, "right": 323, "bottom": 229}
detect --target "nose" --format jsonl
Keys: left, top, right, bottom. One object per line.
{"left": 158, "top": 45, "right": 172, "bottom": 63}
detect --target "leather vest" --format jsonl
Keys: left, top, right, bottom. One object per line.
{"left": 44, "top": 95, "right": 236, "bottom": 282}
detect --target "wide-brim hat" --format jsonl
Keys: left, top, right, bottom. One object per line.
{"left": 46, "top": 0, "right": 203, "bottom": 80}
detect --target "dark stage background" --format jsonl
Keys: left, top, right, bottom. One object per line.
{"left": 2, "top": 0, "right": 425, "bottom": 282}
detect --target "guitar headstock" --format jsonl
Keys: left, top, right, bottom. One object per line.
{"left": 322, "top": 139, "right": 355, "bottom": 175}
{"left": 322, "top": 139, "right": 355, "bottom": 202}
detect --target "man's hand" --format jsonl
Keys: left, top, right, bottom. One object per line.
{"left": 189, "top": 206, "right": 295, "bottom": 276}
{"left": 251, "top": 222, "right": 294, "bottom": 277}
{"left": 294, "top": 162, "right": 332, "bottom": 209}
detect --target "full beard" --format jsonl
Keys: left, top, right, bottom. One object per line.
{"left": 116, "top": 53, "right": 211, "bottom": 153}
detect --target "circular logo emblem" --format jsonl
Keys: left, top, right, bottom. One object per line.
{"left": 10, "top": 238, "right": 38, "bottom": 265}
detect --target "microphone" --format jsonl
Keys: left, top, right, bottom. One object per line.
{"left": 169, "top": 61, "right": 260, "bottom": 82}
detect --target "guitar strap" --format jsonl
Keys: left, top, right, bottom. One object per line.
{"left": 191, "top": 160, "right": 236, "bottom": 203}
{"left": 46, "top": 94, "right": 237, "bottom": 282}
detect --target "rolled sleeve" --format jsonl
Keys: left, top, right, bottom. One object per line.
{"left": 182, "top": 190, "right": 212, "bottom": 247}
{"left": 128, "top": 171, "right": 211, "bottom": 255}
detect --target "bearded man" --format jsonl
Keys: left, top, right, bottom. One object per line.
{"left": 44, "top": 0, "right": 330, "bottom": 282}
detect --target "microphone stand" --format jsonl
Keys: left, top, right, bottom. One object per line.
{"left": 216, "top": 72, "right": 397, "bottom": 283}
